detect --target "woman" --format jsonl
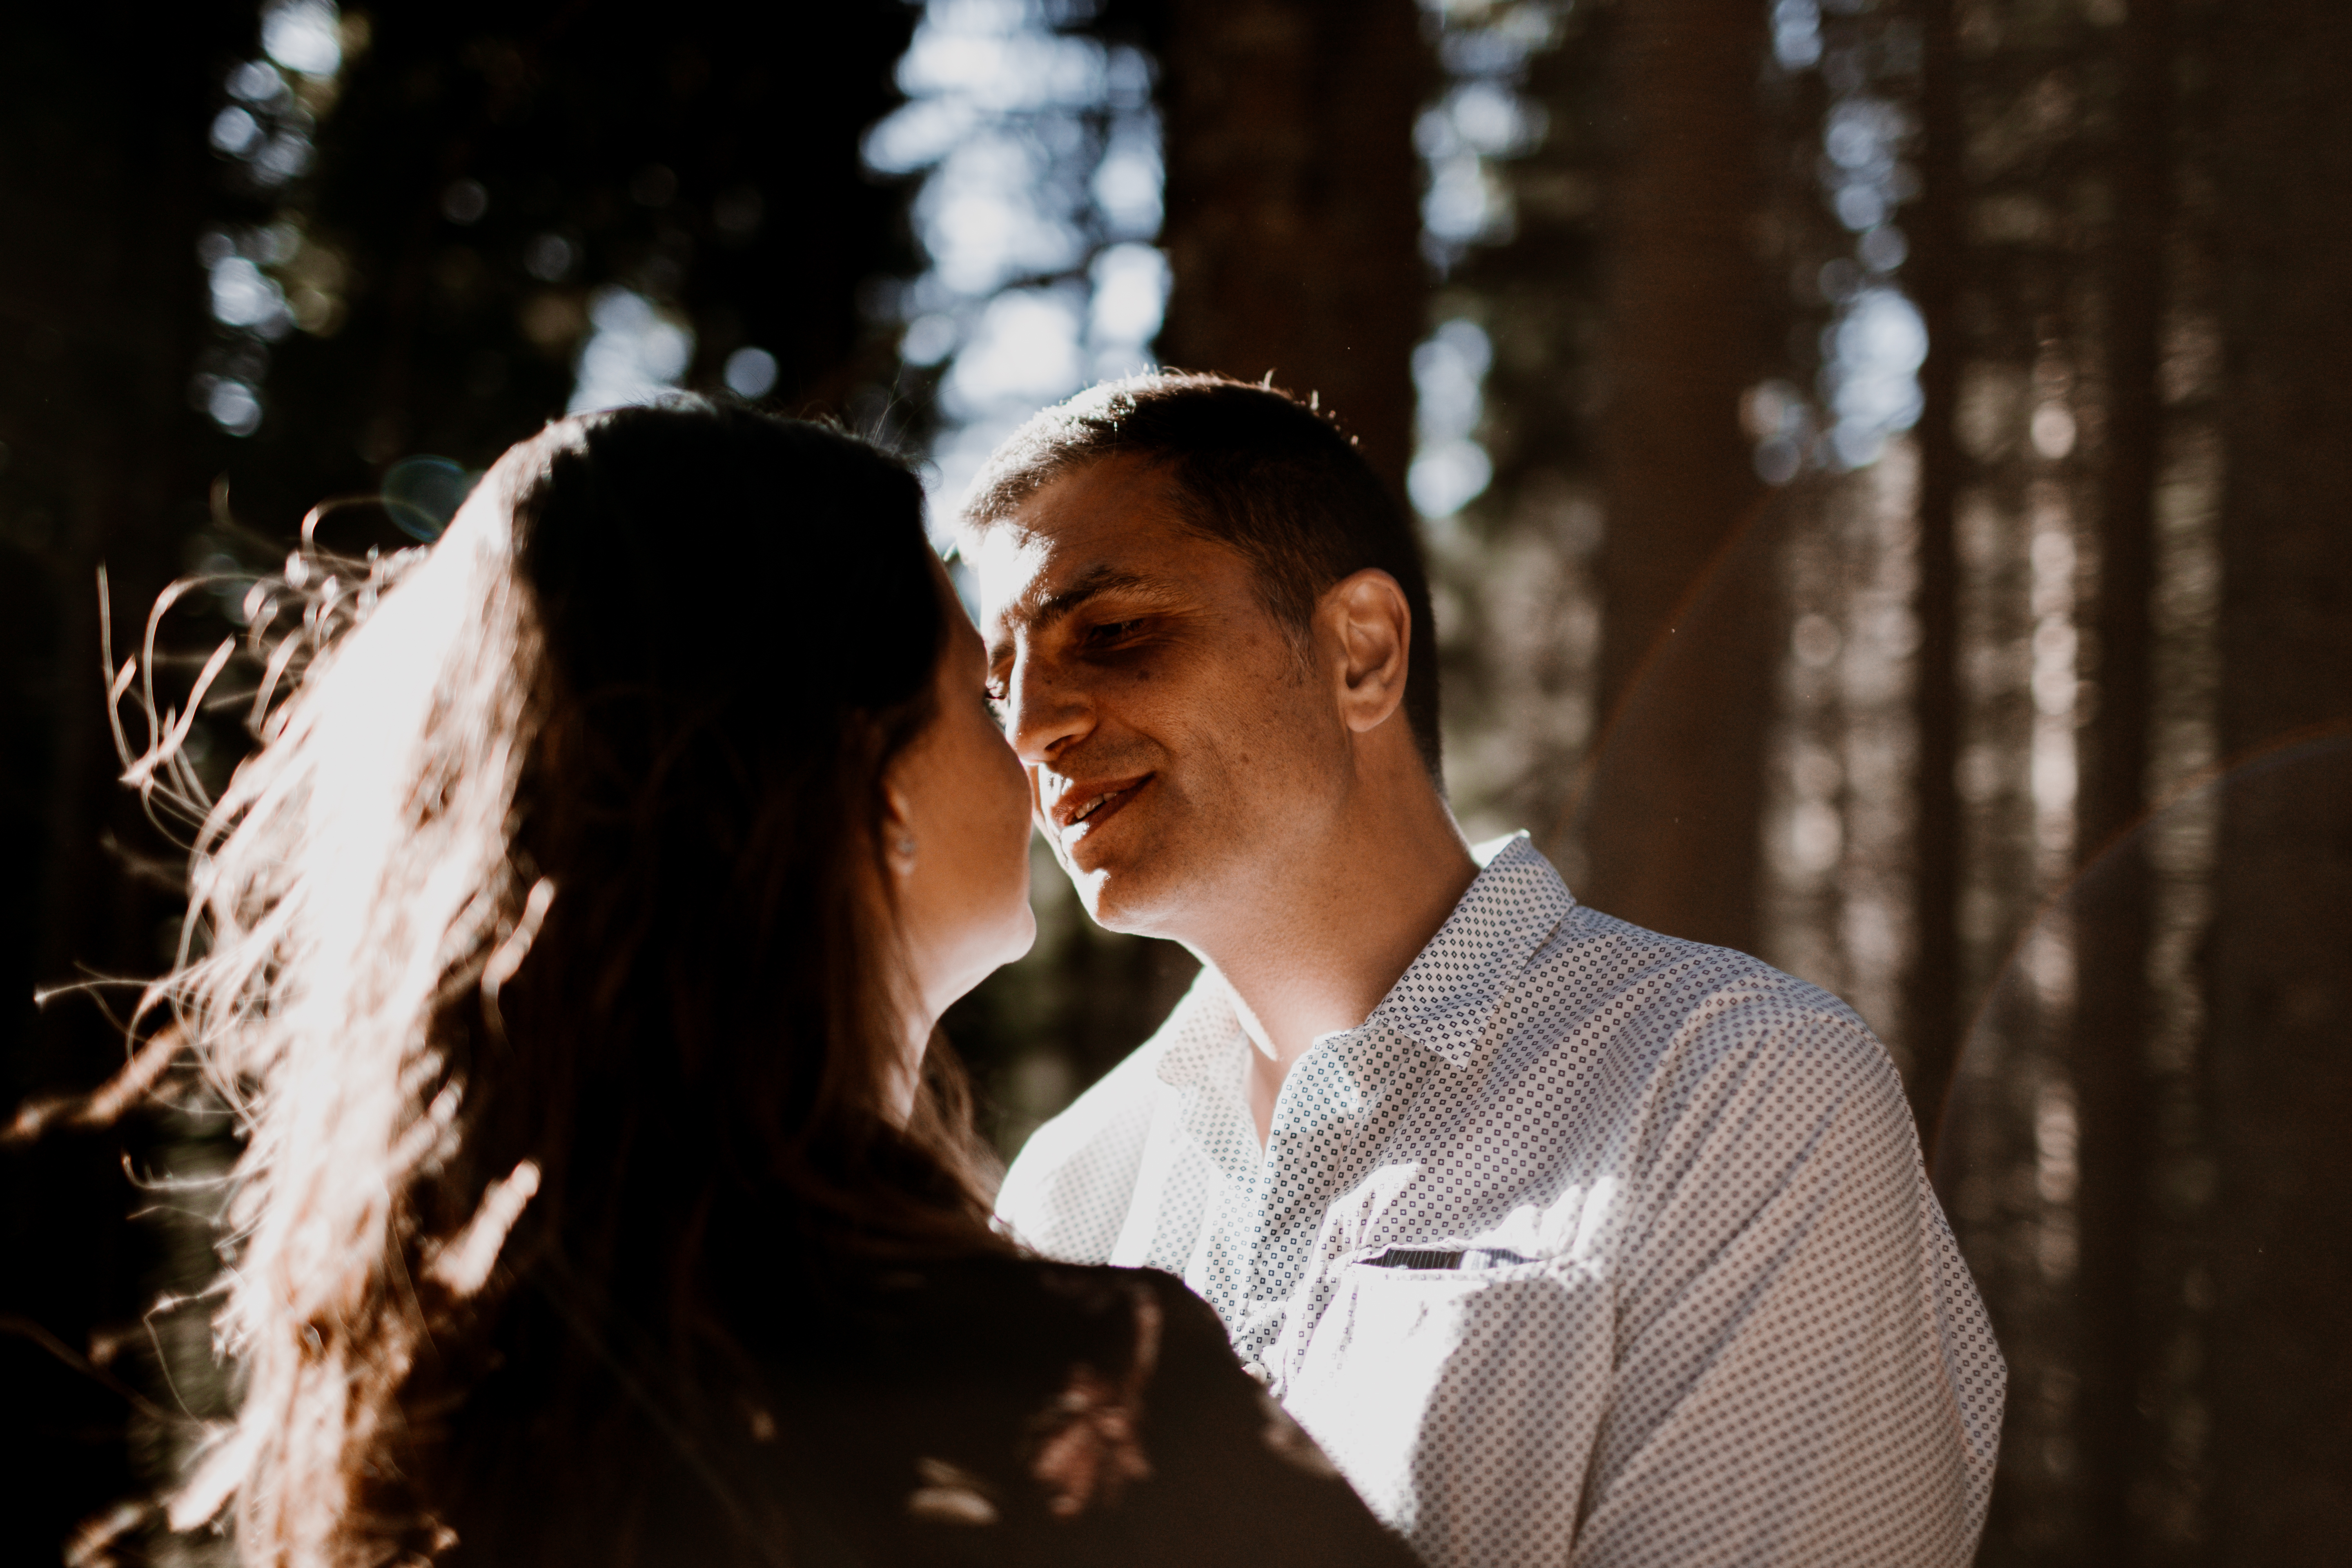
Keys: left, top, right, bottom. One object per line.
{"left": 132, "top": 404, "right": 1411, "bottom": 1567}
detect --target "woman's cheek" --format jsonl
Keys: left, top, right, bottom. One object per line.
{"left": 990, "top": 721, "right": 1031, "bottom": 834}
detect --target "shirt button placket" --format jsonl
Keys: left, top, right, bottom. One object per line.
{"left": 1237, "top": 1039, "right": 1364, "bottom": 1368}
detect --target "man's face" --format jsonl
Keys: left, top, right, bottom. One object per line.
{"left": 968, "top": 455, "right": 1351, "bottom": 940}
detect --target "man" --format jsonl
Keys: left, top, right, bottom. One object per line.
{"left": 965, "top": 373, "right": 2002, "bottom": 1567}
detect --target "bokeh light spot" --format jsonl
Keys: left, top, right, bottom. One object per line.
{"left": 211, "top": 106, "right": 262, "bottom": 157}
{"left": 261, "top": 0, "right": 343, "bottom": 78}
{"left": 723, "top": 347, "right": 780, "bottom": 399}
{"left": 1410, "top": 318, "right": 1494, "bottom": 517}
{"left": 523, "top": 234, "right": 577, "bottom": 282}
{"left": 206, "top": 379, "right": 263, "bottom": 437}
{"left": 568, "top": 288, "right": 696, "bottom": 414}
{"left": 381, "top": 456, "right": 477, "bottom": 542}
{"left": 441, "top": 179, "right": 490, "bottom": 225}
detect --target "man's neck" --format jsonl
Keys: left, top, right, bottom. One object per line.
{"left": 1187, "top": 773, "right": 1478, "bottom": 1145}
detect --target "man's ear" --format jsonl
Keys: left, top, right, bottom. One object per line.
{"left": 1323, "top": 568, "right": 1412, "bottom": 735}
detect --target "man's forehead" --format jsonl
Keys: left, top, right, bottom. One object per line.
{"left": 964, "top": 458, "right": 1194, "bottom": 624}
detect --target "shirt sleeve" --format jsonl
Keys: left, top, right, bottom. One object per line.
{"left": 1571, "top": 992, "right": 2003, "bottom": 1568}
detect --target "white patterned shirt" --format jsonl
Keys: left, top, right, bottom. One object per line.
{"left": 996, "top": 834, "right": 2003, "bottom": 1568}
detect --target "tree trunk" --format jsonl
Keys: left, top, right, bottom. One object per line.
{"left": 2205, "top": 0, "right": 2352, "bottom": 1556}
{"left": 1151, "top": 0, "right": 1429, "bottom": 507}
{"left": 1905, "top": 0, "right": 1964, "bottom": 1152}
{"left": 2071, "top": 0, "right": 2174, "bottom": 1555}
{"left": 1575, "top": 0, "right": 1772, "bottom": 953}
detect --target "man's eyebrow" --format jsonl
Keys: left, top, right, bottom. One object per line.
{"left": 989, "top": 564, "right": 1177, "bottom": 659}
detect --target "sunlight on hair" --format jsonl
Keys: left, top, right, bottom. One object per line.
{"left": 167, "top": 1422, "right": 255, "bottom": 1532}
{"left": 76, "top": 407, "right": 1020, "bottom": 1566}
{"left": 482, "top": 877, "right": 557, "bottom": 1001}
{"left": 86, "top": 460, "right": 547, "bottom": 1558}
{"left": 424, "top": 1160, "right": 543, "bottom": 1301}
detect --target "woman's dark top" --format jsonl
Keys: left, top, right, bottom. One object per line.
{"left": 742, "top": 1252, "right": 1419, "bottom": 1567}
{"left": 447, "top": 1248, "right": 1419, "bottom": 1568}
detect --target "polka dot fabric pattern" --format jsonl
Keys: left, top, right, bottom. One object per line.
{"left": 996, "top": 835, "right": 2004, "bottom": 1568}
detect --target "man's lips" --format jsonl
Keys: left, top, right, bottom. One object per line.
{"left": 1047, "top": 773, "right": 1152, "bottom": 840}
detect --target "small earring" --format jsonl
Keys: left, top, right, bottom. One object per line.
{"left": 895, "top": 835, "right": 918, "bottom": 858}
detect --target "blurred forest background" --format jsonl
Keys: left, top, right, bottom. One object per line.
{"left": 3, "top": 0, "right": 2345, "bottom": 1563}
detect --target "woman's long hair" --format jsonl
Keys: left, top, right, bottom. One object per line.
{"left": 129, "top": 404, "right": 1002, "bottom": 1565}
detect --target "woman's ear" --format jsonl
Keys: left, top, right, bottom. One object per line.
{"left": 882, "top": 778, "right": 920, "bottom": 879}
{"left": 1323, "top": 568, "right": 1412, "bottom": 735}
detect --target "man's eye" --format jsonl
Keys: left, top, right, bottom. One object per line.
{"left": 1088, "top": 618, "right": 1143, "bottom": 643}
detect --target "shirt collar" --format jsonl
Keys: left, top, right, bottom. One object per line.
{"left": 1354, "top": 832, "right": 1576, "bottom": 1069}
{"left": 1153, "top": 966, "right": 1247, "bottom": 1092}
{"left": 1156, "top": 831, "right": 1577, "bottom": 1089}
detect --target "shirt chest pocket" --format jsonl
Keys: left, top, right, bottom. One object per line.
{"left": 1278, "top": 1254, "right": 1611, "bottom": 1531}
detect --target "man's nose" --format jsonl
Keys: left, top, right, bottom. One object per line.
{"left": 1003, "top": 650, "right": 1092, "bottom": 767}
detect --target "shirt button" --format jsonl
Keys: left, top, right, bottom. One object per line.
{"left": 1241, "top": 1360, "right": 1271, "bottom": 1385}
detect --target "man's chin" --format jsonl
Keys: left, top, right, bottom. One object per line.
{"left": 1066, "top": 858, "right": 1172, "bottom": 939}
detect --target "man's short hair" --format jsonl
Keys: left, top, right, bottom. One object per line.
{"left": 961, "top": 371, "right": 1443, "bottom": 782}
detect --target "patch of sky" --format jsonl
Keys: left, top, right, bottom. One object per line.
{"left": 228, "top": 58, "right": 291, "bottom": 105}
{"left": 912, "top": 131, "right": 1092, "bottom": 297}
{"left": 1410, "top": 320, "right": 1495, "bottom": 519}
{"left": 1416, "top": 1, "right": 1562, "bottom": 270}
{"left": 1087, "top": 243, "right": 1169, "bottom": 357}
{"left": 193, "top": 1, "right": 352, "bottom": 438}
{"left": 211, "top": 105, "right": 263, "bottom": 157}
{"left": 206, "top": 254, "right": 292, "bottom": 337}
{"left": 866, "top": 0, "right": 1167, "bottom": 535}
{"left": 892, "top": 1, "right": 1118, "bottom": 115}
{"left": 1822, "top": 287, "right": 1927, "bottom": 467}
{"left": 1815, "top": 90, "right": 1922, "bottom": 468}
{"left": 1773, "top": 0, "right": 1824, "bottom": 70}
{"left": 261, "top": 0, "right": 343, "bottom": 77}
{"left": 723, "top": 346, "right": 780, "bottom": 400}
{"left": 1419, "top": 85, "right": 1543, "bottom": 254}
{"left": 941, "top": 288, "right": 1089, "bottom": 422}
{"left": 1753, "top": 12, "right": 1925, "bottom": 477}
{"left": 200, "top": 378, "right": 264, "bottom": 439}
{"left": 1824, "top": 96, "right": 1911, "bottom": 232}
{"left": 1410, "top": 3, "right": 1559, "bottom": 523}
{"left": 568, "top": 289, "right": 697, "bottom": 415}
{"left": 1431, "top": 0, "right": 1561, "bottom": 77}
